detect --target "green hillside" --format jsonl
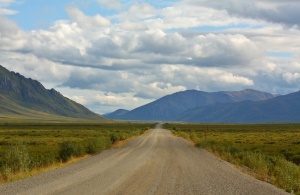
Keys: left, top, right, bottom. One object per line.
{"left": 0, "top": 65, "right": 106, "bottom": 121}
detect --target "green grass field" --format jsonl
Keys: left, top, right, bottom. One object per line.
{"left": 0, "top": 122, "right": 154, "bottom": 182}
{"left": 165, "top": 123, "right": 300, "bottom": 194}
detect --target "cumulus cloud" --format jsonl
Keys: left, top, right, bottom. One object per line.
{"left": 93, "top": 93, "right": 138, "bottom": 107}
{"left": 23, "top": 20, "right": 88, "bottom": 62}
{"left": 85, "top": 29, "right": 264, "bottom": 70}
{"left": 0, "top": 0, "right": 15, "bottom": 6}
{"left": 54, "top": 87, "right": 151, "bottom": 113}
{"left": 2, "top": 4, "right": 264, "bottom": 71}
{"left": 161, "top": 65, "right": 254, "bottom": 91}
{"left": 55, "top": 4, "right": 264, "bottom": 72}
{"left": 0, "top": 0, "right": 18, "bottom": 15}
{"left": 183, "top": 0, "right": 300, "bottom": 27}
{"left": 224, "top": 26, "right": 300, "bottom": 53}
{"left": 283, "top": 72, "right": 300, "bottom": 84}
{"left": 89, "top": 91, "right": 149, "bottom": 114}
{"left": 68, "top": 95, "right": 87, "bottom": 105}
{"left": 0, "top": 8, "right": 17, "bottom": 15}
{"left": 61, "top": 68, "right": 134, "bottom": 93}
{"left": 0, "top": 16, "right": 26, "bottom": 50}
{"left": 60, "top": 67, "right": 185, "bottom": 99}
{"left": 134, "top": 82, "right": 186, "bottom": 99}
{"left": 146, "top": 5, "right": 240, "bottom": 30}
{"left": 97, "top": 0, "right": 122, "bottom": 10}
{"left": 186, "top": 34, "right": 263, "bottom": 67}
{"left": 116, "top": 3, "right": 157, "bottom": 21}
{"left": 0, "top": 51, "right": 72, "bottom": 84}
{"left": 1, "top": 0, "right": 300, "bottom": 113}
{"left": 66, "top": 6, "right": 110, "bottom": 28}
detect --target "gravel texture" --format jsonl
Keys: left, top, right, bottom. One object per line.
{"left": 0, "top": 124, "right": 289, "bottom": 195}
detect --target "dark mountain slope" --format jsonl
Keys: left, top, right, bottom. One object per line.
{"left": 179, "top": 91, "right": 300, "bottom": 123}
{"left": 104, "top": 109, "right": 129, "bottom": 119}
{"left": 111, "top": 89, "right": 276, "bottom": 121}
{"left": 0, "top": 65, "right": 106, "bottom": 120}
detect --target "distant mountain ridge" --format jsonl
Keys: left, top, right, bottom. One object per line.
{"left": 106, "top": 89, "right": 277, "bottom": 121}
{"left": 179, "top": 91, "right": 300, "bottom": 123}
{"left": 0, "top": 65, "right": 106, "bottom": 120}
{"left": 104, "top": 109, "right": 129, "bottom": 118}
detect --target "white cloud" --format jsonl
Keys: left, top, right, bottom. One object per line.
{"left": 0, "top": 51, "right": 72, "bottom": 84}
{"left": 119, "top": 21, "right": 147, "bottom": 31}
{"left": 183, "top": 0, "right": 300, "bottom": 27}
{"left": 68, "top": 95, "right": 87, "bottom": 105}
{"left": 0, "top": 8, "right": 17, "bottom": 15}
{"left": 0, "top": 0, "right": 18, "bottom": 15}
{"left": 0, "top": 16, "right": 26, "bottom": 50}
{"left": 54, "top": 87, "right": 151, "bottom": 114}
{"left": 66, "top": 6, "right": 110, "bottom": 29}
{"left": 93, "top": 93, "right": 138, "bottom": 107}
{"left": 134, "top": 82, "right": 186, "bottom": 99}
{"left": 24, "top": 20, "right": 88, "bottom": 62}
{"left": 161, "top": 65, "right": 254, "bottom": 92}
{"left": 97, "top": 0, "right": 122, "bottom": 10}
{"left": 217, "top": 73, "right": 254, "bottom": 86}
{"left": 283, "top": 73, "right": 300, "bottom": 84}
{"left": 149, "top": 5, "right": 238, "bottom": 29}
{"left": 0, "top": 0, "right": 15, "bottom": 6}
{"left": 1, "top": 0, "right": 300, "bottom": 113}
{"left": 116, "top": 3, "right": 157, "bottom": 21}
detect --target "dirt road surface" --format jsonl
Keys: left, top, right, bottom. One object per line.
{"left": 0, "top": 124, "right": 288, "bottom": 195}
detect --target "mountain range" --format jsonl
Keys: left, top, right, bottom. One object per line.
{"left": 106, "top": 89, "right": 288, "bottom": 123}
{"left": 0, "top": 65, "right": 106, "bottom": 121}
{"left": 103, "top": 109, "right": 129, "bottom": 118}
{"left": 2, "top": 64, "right": 299, "bottom": 123}
{"left": 179, "top": 91, "right": 300, "bottom": 123}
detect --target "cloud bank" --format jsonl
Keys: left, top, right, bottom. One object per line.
{"left": 0, "top": 1, "right": 300, "bottom": 113}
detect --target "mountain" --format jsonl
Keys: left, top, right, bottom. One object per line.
{"left": 107, "top": 89, "right": 277, "bottom": 121}
{"left": 0, "top": 65, "right": 106, "bottom": 121}
{"left": 104, "top": 109, "right": 129, "bottom": 119}
{"left": 179, "top": 91, "right": 300, "bottom": 123}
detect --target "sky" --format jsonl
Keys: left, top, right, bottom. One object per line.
{"left": 0, "top": 0, "right": 300, "bottom": 114}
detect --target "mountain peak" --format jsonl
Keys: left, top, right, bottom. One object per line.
{"left": 0, "top": 65, "right": 106, "bottom": 120}
{"left": 104, "top": 109, "right": 129, "bottom": 119}
{"left": 179, "top": 90, "right": 300, "bottom": 123}
{"left": 106, "top": 89, "right": 277, "bottom": 121}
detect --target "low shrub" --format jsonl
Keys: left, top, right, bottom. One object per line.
{"left": 59, "top": 141, "right": 84, "bottom": 162}
{"left": 30, "top": 153, "right": 58, "bottom": 168}
{"left": 85, "top": 137, "right": 110, "bottom": 154}
{"left": 0, "top": 122, "right": 154, "bottom": 183}
{"left": 1, "top": 143, "right": 31, "bottom": 179}
{"left": 271, "top": 156, "right": 300, "bottom": 193}
{"left": 110, "top": 133, "right": 119, "bottom": 144}
{"left": 195, "top": 137, "right": 300, "bottom": 193}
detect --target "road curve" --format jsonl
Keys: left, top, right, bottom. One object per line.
{"left": 0, "top": 124, "right": 288, "bottom": 195}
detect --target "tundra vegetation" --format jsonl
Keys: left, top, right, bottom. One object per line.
{"left": 0, "top": 122, "right": 152, "bottom": 183}
{"left": 165, "top": 123, "right": 300, "bottom": 194}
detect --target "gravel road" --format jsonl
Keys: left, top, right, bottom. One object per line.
{"left": 0, "top": 124, "right": 288, "bottom": 195}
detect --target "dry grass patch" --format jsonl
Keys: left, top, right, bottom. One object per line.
{"left": 0, "top": 122, "right": 153, "bottom": 183}
{"left": 166, "top": 123, "right": 300, "bottom": 194}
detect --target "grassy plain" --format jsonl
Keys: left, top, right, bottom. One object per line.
{"left": 165, "top": 123, "right": 300, "bottom": 194}
{"left": 0, "top": 122, "right": 153, "bottom": 183}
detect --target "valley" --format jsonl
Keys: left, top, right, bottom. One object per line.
{"left": 0, "top": 124, "right": 288, "bottom": 195}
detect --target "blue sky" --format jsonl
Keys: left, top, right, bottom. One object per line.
{"left": 8, "top": 0, "right": 180, "bottom": 30}
{"left": 1, "top": 0, "right": 300, "bottom": 113}
{"left": 8, "top": 0, "right": 114, "bottom": 30}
